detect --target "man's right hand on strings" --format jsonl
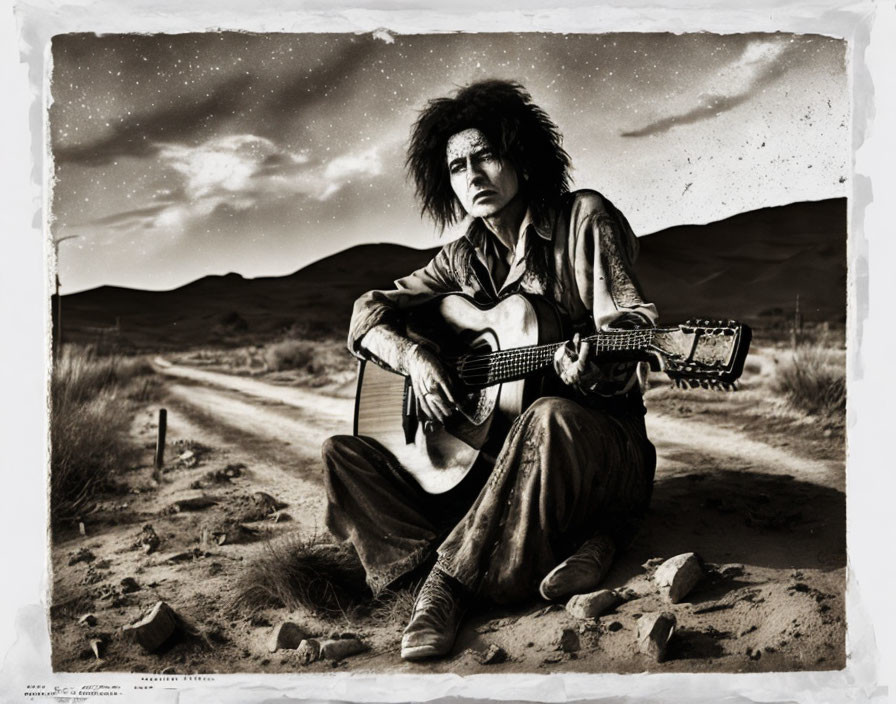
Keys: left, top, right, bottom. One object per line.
{"left": 407, "top": 345, "right": 457, "bottom": 424}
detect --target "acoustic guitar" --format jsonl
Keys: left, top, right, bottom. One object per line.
{"left": 353, "top": 293, "right": 751, "bottom": 494}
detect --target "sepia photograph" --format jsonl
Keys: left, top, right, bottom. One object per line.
{"left": 44, "top": 28, "right": 849, "bottom": 677}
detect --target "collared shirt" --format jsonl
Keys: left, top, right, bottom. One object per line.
{"left": 347, "top": 189, "right": 659, "bottom": 395}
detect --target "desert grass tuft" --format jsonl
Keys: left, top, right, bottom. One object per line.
{"left": 51, "top": 345, "right": 155, "bottom": 526}
{"left": 233, "top": 533, "right": 370, "bottom": 619}
{"left": 774, "top": 343, "right": 846, "bottom": 419}
{"left": 53, "top": 345, "right": 153, "bottom": 406}
{"left": 369, "top": 585, "right": 418, "bottom": 626}
{"left": 263, "top": 339, "right": 315, "bottom": 372}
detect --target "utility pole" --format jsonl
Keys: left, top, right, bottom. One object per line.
{"left": 52, "top": 235, "right": 80, "bottom": 360}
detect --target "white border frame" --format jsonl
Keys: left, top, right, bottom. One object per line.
{"left": 2, "top": 2, "right": 892, "bottom": 702}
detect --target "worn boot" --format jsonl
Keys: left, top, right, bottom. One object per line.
{"left": 400, "top": 567, "right": 467, "bottom": 660}
{"left": 538, "top": 533, "right": 616, "bottom": 601}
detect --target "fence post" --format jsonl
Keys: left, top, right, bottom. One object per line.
{"left": 154, "top": 409, "right": 167, "bottom": 470}
{"left": 791, "top": 294, "right": 802, "bottom": 349}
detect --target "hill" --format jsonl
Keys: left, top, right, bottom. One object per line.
{"left": 57, "top": 199, "right": 846, "bottom": 349}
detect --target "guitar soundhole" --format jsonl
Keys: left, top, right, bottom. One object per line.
{"left": 452, "top": 332, "right": 498, "bottom": 424}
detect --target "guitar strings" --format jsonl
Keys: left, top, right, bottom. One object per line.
{"left": 454, "top": 329, "right": 655, "bottom": 384}
{"left": 455, "top": 330, "right": 654, "bottom": 372}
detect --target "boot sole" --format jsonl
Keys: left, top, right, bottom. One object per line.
{"left": 400, "top": 640, "right": 452, "bottom": 661}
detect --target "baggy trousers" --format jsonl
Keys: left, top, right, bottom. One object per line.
{"left": 321, "top": 395, "right": 656, "bottom": 603}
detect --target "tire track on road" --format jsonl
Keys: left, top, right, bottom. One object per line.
{"left": 153, "top": 357, "right": 353, "bottom": 419}
{"left": 165, "top": 383, "right": 351, "bottom": 465}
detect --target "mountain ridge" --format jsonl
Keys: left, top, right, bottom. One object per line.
{"left": 58, "top": 198, "right": 846, "bottom": 349}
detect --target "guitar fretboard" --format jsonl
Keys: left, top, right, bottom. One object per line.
{"left": 455, "top": 328, "right": 658, "bottom": 387}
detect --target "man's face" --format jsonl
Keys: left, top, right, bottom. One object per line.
{"left": 446, "top": 128, "right": 520, "bottom": 219}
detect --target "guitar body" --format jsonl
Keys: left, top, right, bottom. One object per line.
{"left": 353, "top": 294, "right": 564, "bottom": 494}
{"left": 353, "top": 293, "right": 752, "bottom": 494}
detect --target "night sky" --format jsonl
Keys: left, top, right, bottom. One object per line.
{"left": 50, "top": 31, "right": 848, "bottom": 293}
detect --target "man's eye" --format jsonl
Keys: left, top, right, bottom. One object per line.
{"left": 450, "top": 163, "right": 465, "bottom": 174}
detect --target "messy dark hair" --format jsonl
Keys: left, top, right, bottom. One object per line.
{"left": 406, "top": 79, "right": 572, "bottom": 230}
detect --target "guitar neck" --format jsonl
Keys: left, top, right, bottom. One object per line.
{"left": 454, "top": 328, "right": 659, "bottom": 388}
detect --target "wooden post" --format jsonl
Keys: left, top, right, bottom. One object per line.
{"left": 791, "top": 294, "right": 802, "bottom": 349}
{"left": 154, "top": 409, "right": 167, "bottom": 470}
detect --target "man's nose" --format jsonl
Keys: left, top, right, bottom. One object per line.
{"left": 467, "top": 160, "right": 487, "bottom": 185}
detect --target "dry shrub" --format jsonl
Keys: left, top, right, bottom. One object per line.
{"left": 51, "top": 346, "right": 154, "bottom": 525}
{"left": 774, "top": 344, "right": 846, "bottom": 419}
{"left": 369, "top": 586, "right": 418, "bottom": 626}
{"left": 234, "top": 533, "right": 370, "bottom": 618}
{"left": 263, "top": 339, "right": 315, "bottom": 372}
{"left": 53, "top": 345, "right": 153, "bottom": 406}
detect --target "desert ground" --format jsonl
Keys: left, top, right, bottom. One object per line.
{"left": 48, "top": 335, "right": 846, "bottom": 674}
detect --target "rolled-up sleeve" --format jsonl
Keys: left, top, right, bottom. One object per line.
{"left": 570, "top": 192, "right": 658, "bottom": 332}
{"left": 347, "top": 243, "right": 461, "bottom": 357}
{"left": 565, "top": 191, "right": 658, "bottom": 396}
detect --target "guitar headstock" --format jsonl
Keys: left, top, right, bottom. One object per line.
{"left": 649, "top": 319, "right": 752, "bottom": 390}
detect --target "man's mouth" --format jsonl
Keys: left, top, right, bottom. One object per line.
{"left": 473, "top": 190, "right": 495, "bottom": 202}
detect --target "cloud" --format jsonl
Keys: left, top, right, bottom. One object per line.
{"left": 52, "top": 38, "right": 380, "bottom": 166}
{"left": 621, "top": 38, "right": 796, "bottom": 138}
{"left": 159, "top": 135, "right": 304, "bottom": 201}
{"left": 320, "top": 148, "right": 384, "bottom": 199}
{"left": 85, "top": 134, "right": 384, "bottom": 231}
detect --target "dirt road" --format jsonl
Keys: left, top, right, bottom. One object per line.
{"left": 154, "top": 357, "right": 843, "bottom": 494}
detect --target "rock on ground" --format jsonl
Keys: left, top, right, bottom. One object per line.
{"left": 169, "top": 495, "right": 218, "bottom": 513}
{"left": 137, "top": 524, "right": 161, "bottom": 554}
{"left": 654, "top": 552, "right": 704, "bottom": 603}
{"left": 294, "top": 636, "right": 368, "bottom": 663}
{"left": 556, "top": 627, "right": 580, "bottom": 653}
{"left": 319, "top": 638, "right": 368, "bottom": 661}
{"left": 296, "top": 639, "right": 322, "bottom": 665}
{"left": 122, "top": 601, "right": 178, "bottom": 653}
{"left": 566, "top": 589, "right": 621, "bottom": 619}
{"left": 87, "top": 636, "right": 104, "bottom": 660}
{"left": 475, "top": 644, "right": 508, "bottom": 665}
{"left": 68, "top": 548, "right": 95, "bottom": 566}
{"left": 267, "top": 622, "right": 307, "bottom": 652}
{"left": 637, "top": 612, "right": 676, "bottom": 662}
